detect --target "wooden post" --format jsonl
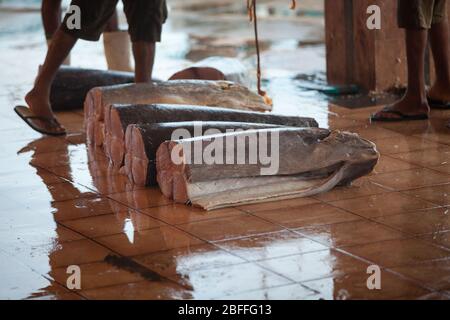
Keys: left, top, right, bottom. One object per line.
{"left": 325, "top": 0, "right": 407, "bottom": 92}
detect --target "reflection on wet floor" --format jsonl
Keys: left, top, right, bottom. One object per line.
{"left": 2, "top": 107, "right": 449, "bottom": 300}
{"left": 1, "top": 1, "right": 450, "bottom": 300}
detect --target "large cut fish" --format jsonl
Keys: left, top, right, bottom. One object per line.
{"left": 104, "top": 103, "right": 318, "bottom": 169}
{"left": 156, "top": 128, "right": 379, "bottom": 210}
{"left": 84, "top": 80, "right": 273, "bottom": 147}
{"left": 51, "top": 66, "right": 134, "bottom": 110}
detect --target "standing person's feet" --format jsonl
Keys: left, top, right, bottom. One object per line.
{"left": 428, "top": 83, "right": 450, "bottom": 109}
{"left": 370, "top": 95, "right": 430, "bottom": 122}
{"left": 14, "top": 89, "right": 66, "bottom": 136}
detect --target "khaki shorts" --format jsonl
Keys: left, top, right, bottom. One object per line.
{"left": 398, "top": 0, "right": 447, "bottom": 29}
{"left": 62, "top": 0, "right": 168, "bottom": 42}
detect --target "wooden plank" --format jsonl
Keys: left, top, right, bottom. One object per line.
{"left": 325, "top": 0, "right": 408, "bottom": 91}
{"left": 325, "top": 0, "right": 353, "bottom": 85}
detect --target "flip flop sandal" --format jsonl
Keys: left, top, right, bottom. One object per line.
{"left": 370, "top": 106, "right": 429, "bottom": 122}
{"left": 428, "top": 97, "right": 450, "bottom": 110}
{"left": 14, "top": 105, "right": 66, "bottom": 136}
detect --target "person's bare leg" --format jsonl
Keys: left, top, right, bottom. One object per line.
{"left": 41, "top": 0, "right": 62, "bottom": 39}
{"left": 25, "top": 29, "right": 77, "bottom": 120}
{"left": 373, "top": 29, "right": 430, "bottom": 119}
{"left": 104, "top": 10, "right": 119, "bottom": 32}
{"left": 103, "top": 11, "right": 133, "bottom": 72}
{"left": 428, "top": 19, "right": 450, "bottom": 102}
{"left": 132, "top": 42, "right": 155, "bottom": 83}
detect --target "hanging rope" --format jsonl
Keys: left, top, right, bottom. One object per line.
{"left": 247, "top": 0, "right": 264, "bottom": 97}
{"left": 247, "top": 0, "right": 296, "bottom": 103}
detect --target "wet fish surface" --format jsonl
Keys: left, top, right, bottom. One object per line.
{"left": 50, "top": 66, "right": 134, "bottom": 110}
{"left": 156, "top": 128, "right": 379, "bottom": 210}
{"left": 103, "top": 103, "right": 318, "bottom": 169}
{"left": 84, "top": 80, "right": 273, "bottom": 147}
{"left": 124, "top": 121, "right": 289, "bottom": 186}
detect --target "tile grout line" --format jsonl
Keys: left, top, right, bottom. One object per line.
{"left": 0, "top": 248, "right": 87, "bottom": 300}
{"left": 8, "top": 125, "right": 450, "bottom": 298}
{"left": 235, "top": 203, "right": 448, "bottom": 294}
{"left": 322, "top": 196, "right": 450, "bottom": 252}
{"left": 50, "top": 218, "right": 204, "bottom": 295}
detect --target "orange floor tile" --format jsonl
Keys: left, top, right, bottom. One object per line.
{"left": 1, "top": 103, "right": 448, "bottom": 300}
{"left": 1, "top": 3, "right": 449, "bottom": 301}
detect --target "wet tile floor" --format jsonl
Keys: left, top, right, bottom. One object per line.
{"left": 0, "top": 104, "right": 449, "bottom": 300}
{"left": 0, "top": 2, "right": 449, "bottom": 300}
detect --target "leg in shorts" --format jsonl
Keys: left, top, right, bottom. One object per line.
{"left": 398, "top": 0, "right": 447, "bottom": 29}
{"left": 61, "top": 0, "right": 167, "bottom": 42}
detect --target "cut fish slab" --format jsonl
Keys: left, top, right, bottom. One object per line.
{"left": 52, "top": 66, "right": 134, "bottom": 111}
{"left": 124, "top": 121, "right": 289, "bottom": 187}
{"left": 103, "top": 103, "right": 318, "bottom": 169}
{"left": 156, "top": 128, "right": 379, "bottom": 210}
{"left": 84, "top": 80, "right": 274, "bottom": 147}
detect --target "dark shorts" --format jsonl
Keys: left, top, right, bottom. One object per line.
{"left": 398, "top": 0, "right": 447, "bottom": 29}
{"left": 62, "top": 0, "right": 168, "bottom": 42}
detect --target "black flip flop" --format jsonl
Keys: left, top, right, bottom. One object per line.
{"left": 370, "top": 106, "right": 429, "bottom": 122}
{"left": 14, "top": 105, "right": 66, "bottom": 136}
{"left": 428, "top": 97, "right": 450, "bottom": 110}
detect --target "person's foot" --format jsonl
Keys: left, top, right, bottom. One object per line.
{"left": 25, "top": 88, "right": 53, "bottom": 118}
{"left": 371, "top": 94, "right": 430, "bottom": 121}
{"left": 24, "top": 88, "right": 65, "bottom": 134}
{"left": 428, "top": 82, "right": 450, "bottom": 102}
